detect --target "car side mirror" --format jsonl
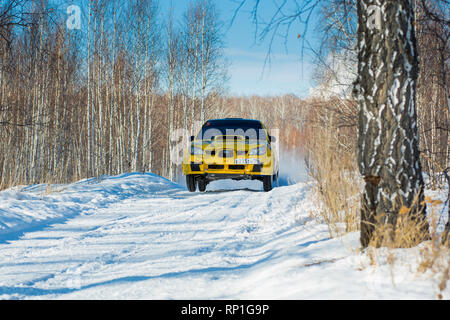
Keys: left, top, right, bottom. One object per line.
{"left": 269, "top": 136, "right": 276, "bottom": 143}
{"left": 190, "top": 136, "right": 195, "bottom": 142}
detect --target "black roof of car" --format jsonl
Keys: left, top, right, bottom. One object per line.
{"left": 197, "top": 119, "right": 266, "bottom": 139}
{"left": 204, "top": 118, "right": 262, "bottom": 126}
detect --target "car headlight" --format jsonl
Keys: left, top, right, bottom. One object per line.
{"left": 191, "top": 146, "right": 204, "bottom": 155}
{"left": 248, "top": 145, "right": 267, "bottom": 156}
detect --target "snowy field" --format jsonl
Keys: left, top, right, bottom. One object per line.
{"left": 0, "top": 169, "right": 448, "bottom": 300}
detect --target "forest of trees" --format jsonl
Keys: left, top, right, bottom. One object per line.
{"left": 0, "top": 0, "right": 448, "bottom": 216}
{"left": 0, "top": 0, "right": 308, "bottom": 190}
{"left": 0, "top": 0, "right": 448, "bottom": 250}
{"left": 0, "top": 0, "right": 222, "bottom": 188}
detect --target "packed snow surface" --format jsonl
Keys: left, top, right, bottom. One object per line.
{"left": 0, "top": 172, "right": 447, "bottom": 300}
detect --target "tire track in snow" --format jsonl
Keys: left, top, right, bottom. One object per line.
{"left": 0, "top": 174, "right": 319, "bottom": 299}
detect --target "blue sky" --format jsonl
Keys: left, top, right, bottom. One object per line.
{"left": 161, "top": 0, "right": 321, "bottom": 97}
{"left": 63, "top": 0, "right": 321, "bottom": 97}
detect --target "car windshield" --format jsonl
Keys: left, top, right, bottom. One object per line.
{"left": 196, "top": 119, "right": 267, "bottom": 141}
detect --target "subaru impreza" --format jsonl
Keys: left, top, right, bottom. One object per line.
{"left": 182, "top": 118, "right": 279, "bottom": 192}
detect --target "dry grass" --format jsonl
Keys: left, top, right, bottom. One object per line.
{"left": 305, "top": 102, "right": 361, "bottom": 238}
{"left": 365, "top": 192, "right": 431, "bottom": 249}
{"left": 417, "top": 198, "right": 449, "bottom": 299}
{"left": 305, "top": 98, "right": 449, "bottom": 298}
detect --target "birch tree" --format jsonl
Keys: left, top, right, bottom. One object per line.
{"left": 183, "top": 0, "right": 227, "bottom": 128}
{"left": 353, "top": 0, "right": 428, "bottom": 247}
{"left": 164, "top": 9, "right": 179, "bottom": 181}
{"left": 197, "top": 0, "right": 227, "bottom": 124}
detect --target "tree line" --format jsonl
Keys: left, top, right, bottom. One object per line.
{"left": 0, "top": 0, "right": 231, "bottom": 189}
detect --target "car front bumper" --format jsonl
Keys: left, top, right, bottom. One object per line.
{"left": 182, "top": 160, "right": 274, "bottom": 177}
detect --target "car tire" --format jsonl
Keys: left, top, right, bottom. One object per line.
{"left": 198, "top": 179, "right": 207, "bottom": 192}
{"left": 263, "top": 175, "right": 273, "bottom": 192}
{"left": 186, "top": 175, "right": 196, "bottom": 192}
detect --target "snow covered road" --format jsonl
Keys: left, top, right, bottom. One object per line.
{"left": 0, "top": 173, "right": 447, "bottom": 299}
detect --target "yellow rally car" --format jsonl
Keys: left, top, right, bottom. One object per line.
{"left": 182, "top": 118, "right": 279, "bottom": 192}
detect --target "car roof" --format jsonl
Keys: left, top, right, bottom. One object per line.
{"left": 204, "top": 118, "right": 263, "bottom": 126}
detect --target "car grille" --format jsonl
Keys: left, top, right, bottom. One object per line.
{"left": 207, "top": 165, "right": 224, "bottom": 170}
{"left": 229, "top": 165, "right": 245, "bottom": 170}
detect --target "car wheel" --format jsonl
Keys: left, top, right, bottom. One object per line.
{"left": 198, "top": 179, "right": 207, "bottom": 192}
{"left": 263, "top": 175, "right": 273, "bottom": 192}
{"left": 186, "top": 175, "right": 196, "bottom": 192}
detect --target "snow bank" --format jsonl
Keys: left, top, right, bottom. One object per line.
{"left": 0, "top": 171, "right": 447, "bottom": 300}
{"left": 0, "top": 173, "right": 181, "bottom": 243}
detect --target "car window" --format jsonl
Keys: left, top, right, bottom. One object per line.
{"left": 196, "top": 120, "right": 268, "bottom": 141}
